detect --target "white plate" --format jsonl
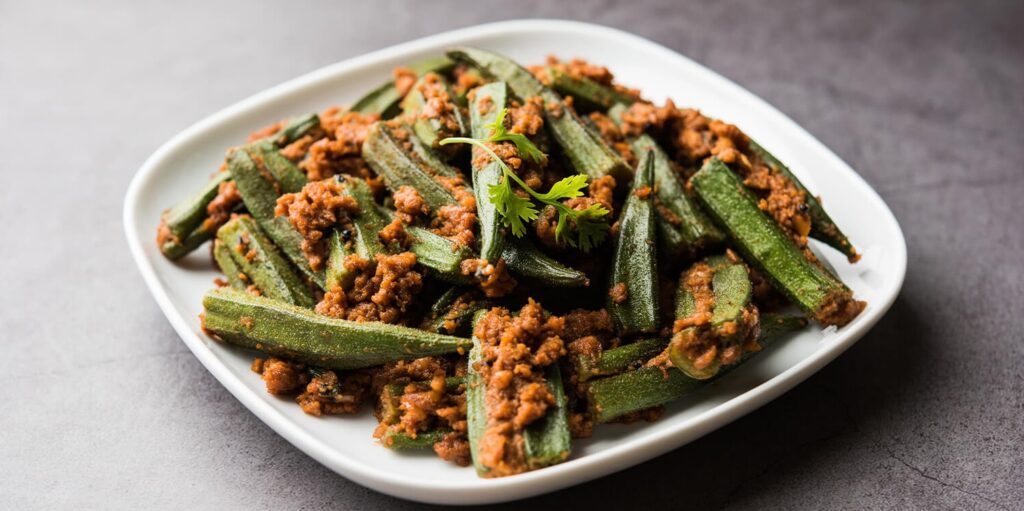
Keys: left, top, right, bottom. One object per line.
{"left": 124, "top": 19, "right": 907, "bottom": 505}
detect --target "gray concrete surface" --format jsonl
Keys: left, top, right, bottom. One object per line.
{"left": 1, "top": 0, "right": 1022, "bottom": 509}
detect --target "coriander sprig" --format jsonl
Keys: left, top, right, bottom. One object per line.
{"left": 440, "top": 109, "right": 609, "bottom": 251}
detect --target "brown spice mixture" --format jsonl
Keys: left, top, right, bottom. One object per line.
{"left": 473, "top": 301, "right": 566, "bottom": 477}
{"left": 588, "top": 111, "right": 637, "bottom": 167}
{"left": 460, "top": 258, "right": 517, "bottom": 298}
{"left": 609, "top": 282, "right": 629, "bottom": 304}
{"left": 669, "top": 262, "right": 761, "bottom": 370}
{"left": 393, "top": 185, "right": 429, "bottom": 219}
{"left": 393, "top": 66, "right": 418, "bottom": 98}
{"left": 452, "top": 63, "right": 486, "bottom": 97}
{"left": 315, "top": 252, "right": 423, "bottom": 324}
{"left": 297, "top": 370, "right": 371, "bottom": 416}
{"left": 279, "top": 135, "right": 317, "bottom": 162}
{"left": 252, "top": 357, "right": 308, "bottom": 395}
{"left": 431, "top": 204, "right": 477, "bottom": 248}
{"left": 378, "top": 216, "right": 412, "bottom": 249}
{"left": 816, "top": 289, "right": 866, "bottom": 327}
{"left": 302, "top": 110, "right": 378, "bottom": 181}
{"left": 202, "top": 179, "right": 242, "bottom": 231}
{"left": 416, "top": 73, "right": 462, "bottom": 140}
{"left": 275, "top": 178, "right": 359, "bottom": 271}
{"left": 373, "top": 357, "right": 471, "bottom": 465}
{"left": 246, "top": 120, "right": 285, "bottom": 142}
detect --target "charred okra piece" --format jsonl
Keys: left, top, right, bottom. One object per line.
{"left": 690, "top": 158, "right": 864, "bottom": 326}
{"left": 448, "top": 47, "right": 632, "bottom": 181}
{"left": 202, "top": 288, "right": 470, "bottom": 369}
{"left": 607, "top": 151, "right": 659, "bottom": 334}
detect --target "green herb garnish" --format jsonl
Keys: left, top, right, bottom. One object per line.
{"left": 440, "top": 109, "right": 609, "bottom": 251}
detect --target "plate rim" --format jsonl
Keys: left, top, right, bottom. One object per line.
{"left": 123, "top": 18, "right": 907, "bottom": 505}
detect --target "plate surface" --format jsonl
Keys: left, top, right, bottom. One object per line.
{"left": 123, "top": 19, "right": 906, "bottom": 505}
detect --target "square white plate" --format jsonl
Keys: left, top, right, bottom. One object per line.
{"left": 124, "top": 19, "right": 906, "bottom": 505}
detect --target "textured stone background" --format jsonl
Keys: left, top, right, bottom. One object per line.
{"left": 2, "top": 0, "right": 1022, "bottom": 509}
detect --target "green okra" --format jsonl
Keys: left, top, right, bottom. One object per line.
{"left": 750, "top": 141, "right": 858, "bottom": 262}
{"left": 467, "top": 310, "right": 571, "bottom": 475}
{"left": 575, "top": 337, "right": 666, "bottom": 383}
{"left": 544, "top": 66, "right": 637, "bottom": 112}
{"left": 468, "top": 81, "right": 508, "bottom": 263}
{"left": 407, "top": 225, "right": 474, "bottom": 283}
{"left": 523, "top": 363, "right": 571, "bottom": 469}
{"left": 423, "top": 287, "right": 487, "bottom": 335}
{"left": 323, "top": 176, "right": 389, "bottom": 290}
{"left": 668, "top": 254, "right": 754, "bottom": 380}
{"left": 202, "top": 287, "right": 470, "bottom": 369}
{"left": 158, "top": 171, "right": 232, "bottom": 259}
{"left": 215, "top": 216, "right": 315, "bottom": 307}
{"left": 499, "top": 237, "right": 589, "bottom": 288}
{"left": 401, "top": 72, "right": 467, "bottom": 148}
{"left": 587, "top": 313, "right": 805, "bottom": 422}
{"left": 158, "top": 112, "right": 318, "bottom": 260}
{"left": 351, "top": 55, "right": 456, "bottom": 117}
{"left": 247, "top": 140, "right": 307, "bottom": 194}
{"left": 690, "top": 158, "right": 861, "bottom": 326}
{"left": 228, "top": 147, "right": 326, "bottom": 289}
{"left": 380, "top": 429, "right": 451, "bottom": 450}
{"left": 275, "top": 113, "right": 320, "bottom": 146}
{"left": 362, "top": 122, "right": 456, "bottom": 213}
{"left": 631, "top": 134, "right": 724, "bottom": 257}
{"left": 212, "top": 239, "right": 248, "bottom": 290}
{"left": 607, "top": 151, "right": 659, "bottom": 334}
{"left": 448, "top": 47, "right": 632, "bottom": 181}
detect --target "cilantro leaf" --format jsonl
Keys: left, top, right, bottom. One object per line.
{"left": 440, "top": 108, "right": 610, "bottom": 251}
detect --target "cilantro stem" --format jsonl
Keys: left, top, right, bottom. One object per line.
{"left": 439, "top": 137, "right": 577, "bottom": 217}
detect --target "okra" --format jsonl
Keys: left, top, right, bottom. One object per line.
{"left": 202, "top": 287, "right": 470, "bottom": 369}
{"left": 575, "top": 337, "right": 666, "bottom": 382}
{"left": 274, "top": 113, "right": 319, "bottom": 146}
{"left": 323, "top": 177, "right": 388, "bottom": 289}
{"left": 158, "top": 113, "right": 318, "bottom": 260}
{"left": 690, "top": 158, "right": 862, "bottom": 326}
{"left": 362, "top": 122, "right": 456, "bottom": 212}
{"left": 448, "top": 47, "right": 632, "bottom": 181}
{"left": 544, "top": 66, "right": 637, "bottom": 112}
{"left": 212, "top": 239, "right": 248, "bottom": 290}
{"left": 380, "top": 375, "right": 467, "bottom": 428}
{"left": 380, "top": 429, "right": 451, "bottom": 450}
{"left": 469, "top": 81, "right": 508, "bottom": 263}
{"left": 523, "top": 363, "right": 571, "bottom": 469}
{"left": 229, "top": 147, "right": 326, "bottom": 289}
{"left": 351, "top": 55, "right": 455, "bottom": 117}
{"left": 499, "top": 237, "right": 589, "bottom": 287}
{"left": 466, "top": 310, "right": 570, "bottom": 476}
{"left": 215, "top": 216, "right": 315, "bottom": 307}
{"left": 631, "top": 134, "right": 724, "bottom": 257}
{"left": 587, "top": 313, "right": 805, "bottom": 422}
{"left": 247, "top": 140, "right": 308, "bottom": 194}
{"left": 423, "top": 287, "right": 487, "bottom": 335}
{"left": 668, "top": 255, "right": 755, "bottom": 380}
{"left": 608, "top": 151, "right": 659, "bottom": 334}
{"left": 750, "top": 141, "right": 858, "bottom": 262}
{"left": 401, "top": 72, "right": 467, "bottom": 148}
{"left": 158, "top": 171, "right": 232, "bottom": 259}
{"left": 406, "top": 225, "right": 473, "bottom": 282}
